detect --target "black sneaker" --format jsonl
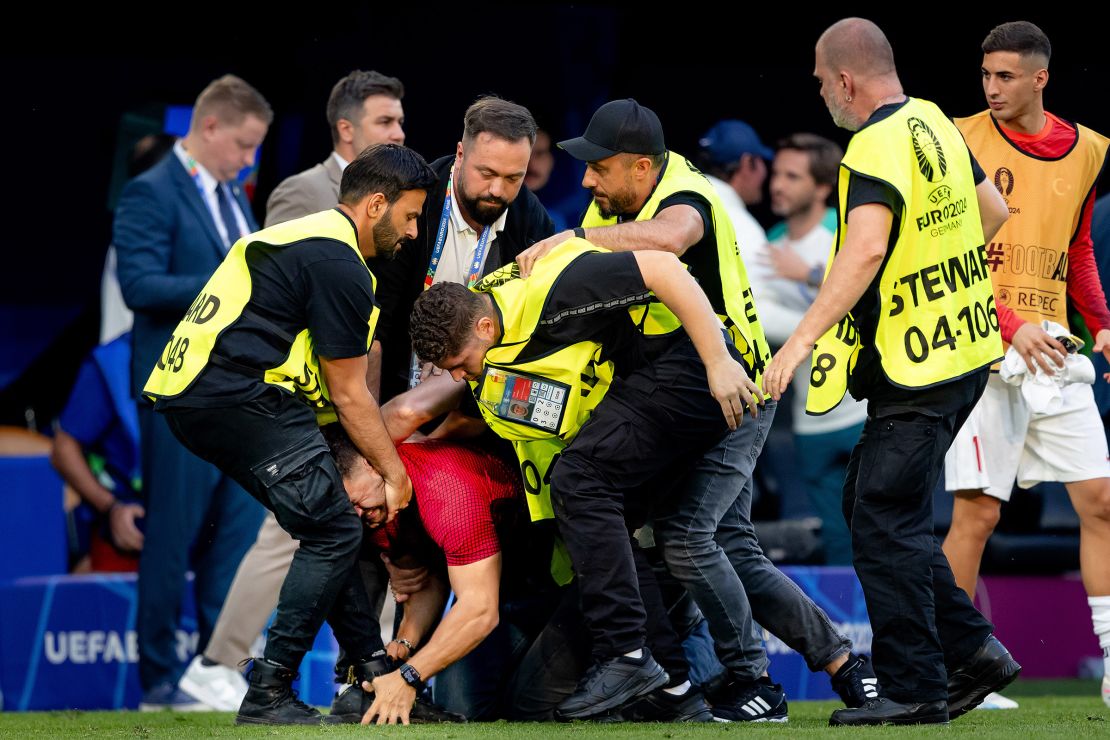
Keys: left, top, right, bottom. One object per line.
{"left": 831, "top": 653, "right": 881, "bottom": 708}
{"left": 555, "top": 649, "right": 669, "bottom": 720}
{"left": 709, "top": 676, "right": 788, "bottom": 723}
{"left": 235, "top": 658, "right": 323, "bottom": 725}
{"left": 947, "top": 635, "right": 1021, "bottom": 720}
{"left": 410, "top": 694, "right": 467, "bottom": 723}
{"left": 829, "top": 698, "right": 948, "bottom": 726}
{"left": 619, "top": 684, "right": 716, "bottom": 722}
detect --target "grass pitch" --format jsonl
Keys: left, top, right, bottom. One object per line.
{"left": 0, "top": 680, "right": 1106, "bottom": 738}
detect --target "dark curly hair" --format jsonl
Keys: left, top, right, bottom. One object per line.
{"left": 410, "top": 283, "right": 488, "bottom": 366}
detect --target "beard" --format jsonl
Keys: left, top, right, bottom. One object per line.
{"left": 592, "top": 187, "right": 637, "bottom": 219}
{"left": 771, "top": 193, "right": 818, "bottom": 220}
{"left": 457, "top": 180, "right": 509, "bottom": 227}
{"left": 826, "top": 96, "right": 861, "bottom": 132}
{"left": 371, "top": 210, "right": 402, "bottom": 260}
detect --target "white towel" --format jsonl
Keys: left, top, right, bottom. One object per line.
{"left": 998, "top": 320, "right": 1095, "bottom": 414}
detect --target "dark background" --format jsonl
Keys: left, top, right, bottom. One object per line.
{"left": 3, "top": 5, "right": 1106, "bottom": 427}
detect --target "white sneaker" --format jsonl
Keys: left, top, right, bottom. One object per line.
{"left": 178, "top": 656, "right": 248, "bottom": 711}
{"left": 976, "top": 691, "right": 1019, "bottom": 710}
{"left": 1102, "top": 676, "right": 1110, "bottom": 708}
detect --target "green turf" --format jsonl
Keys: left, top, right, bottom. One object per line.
{"left": 0, "top": 680, "right": 1106, "bottom": 738}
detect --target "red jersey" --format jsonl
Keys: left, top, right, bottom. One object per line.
{"left": 370, "top": 440, "right": 523, "bottom": 567}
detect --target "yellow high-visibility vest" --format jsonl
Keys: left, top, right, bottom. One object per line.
{"left": 143, "top": 209, "right": 377, "bottom": 425}
{"left": 582, "top": 152, "right": 770, "bottom": 384}
{"left": 807, "top": 98, "right": 1002, "bottom": 414}
{"left": 468, "top": 240, "right": 614, "bottom": 527}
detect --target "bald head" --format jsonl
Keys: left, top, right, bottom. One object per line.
{"left": 817, "top": 18, "right": 896, "bottom": 78}
{"left": 813, "top": 17, "right": 903, "bottom": 132}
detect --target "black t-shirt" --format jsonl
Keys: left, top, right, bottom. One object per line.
{"left": 618, "top": 160, "right": 725, "bottom": 318}
{"left": 161, "top": 210, "right": 377, "bottom": 408}
{"left": 844, "top": 100, "right": 987, "bottom": 412}
{"left": 512, "top": 251, "right": 693, "bottom": 376}
{"left": 652, "top": 192, "right": 725, "bottom": 316}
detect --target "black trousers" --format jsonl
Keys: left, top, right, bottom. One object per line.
{"left": 163, "top": 389, "right": 383, "bottom": 671}
{"left": 504, "top": 564, "right": 690, "bottom": 721}
{"left": 551, "top": 340, "right": 733, "bottom": 660}
{"left": 842, "top": 373, "right": 994, "bottom": 703}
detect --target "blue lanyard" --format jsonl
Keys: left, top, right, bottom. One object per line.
{"left": 424, "top": 169, "right": 493, "bottom": 290}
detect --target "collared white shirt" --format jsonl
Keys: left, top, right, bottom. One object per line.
{"left": 174, "top": 140, "right": 250, "bottom": 250}
{"left": 332, "top": 151, "right": 350, "bottom": 171}
{"left": 430, "top": 183, "right": 509, "bottom": 286}
{"left": 706, "top": 175, "right": 767, "bottom": 259}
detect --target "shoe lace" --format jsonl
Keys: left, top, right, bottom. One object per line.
{"left": 272, "top": 675, "right": 314, "bottom": 713}
{"left": 835, "top": 657, "right": 880, "bottom": 700}
{"left": 575, "top": 663, "right": 604, "bottom": 692}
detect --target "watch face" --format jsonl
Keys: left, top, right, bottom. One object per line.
{"left": 400, "top": 663, "right": 422, "bottom": 688}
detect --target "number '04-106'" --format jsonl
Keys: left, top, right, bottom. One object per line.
{"left": 904, "top": 295, "right": 999, "bottom": 364}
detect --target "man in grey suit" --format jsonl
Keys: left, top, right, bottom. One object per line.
{"left": 178, "top": 70, "right": 409, "bottom": 713}
{"left": 264, "top": 70, "right": 405, "bottom": 227}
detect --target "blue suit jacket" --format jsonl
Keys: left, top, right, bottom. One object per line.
{"left": 113, "top": 153, "right": 258, "bottom": 397}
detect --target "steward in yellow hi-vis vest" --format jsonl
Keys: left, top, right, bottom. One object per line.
{"left": 807, "top": 98, "right": 1003, "bottom": 415}
{"left": 956, "top": 110, "right": 1110, "bottom": 342}
{"left": 143, "top": 144, "right": 438, "bottom": 722}
{"left": 411, "top": 226, "right": 760, "bottom": 648}
{"left": 582, "top": 152, "right": 770, "bottom": 385}
{"left": 468, "top": 240, "right": 614, "bottom": 524}
{"left": 143, "top": 208, "right": 378, "bottom": 425}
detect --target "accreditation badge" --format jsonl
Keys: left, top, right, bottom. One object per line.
{"left": 477, "top": 367, "right": 568, "bottom": 434}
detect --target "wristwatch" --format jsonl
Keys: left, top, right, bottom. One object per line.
{"left": 399, "top": 663, "right": 425, "bottom": 693}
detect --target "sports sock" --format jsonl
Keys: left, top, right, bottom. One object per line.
{"left": 664, "top": 680, "right": 691, "bottom": 696}
{"left": 1090, "top": 596, "right": 1110, "bottom": 677}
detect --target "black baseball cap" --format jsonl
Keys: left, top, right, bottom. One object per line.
{"left": 558, "top": 99, "right": 666, "bottom": 161}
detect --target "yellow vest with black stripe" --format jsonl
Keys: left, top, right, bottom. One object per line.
{"left": 955, "top": 110, "right": 1110, "bottom": 343}
{"left": 468, "top": 239, "right": 614, "bottom": 530}
{"left": 143, "top": 209, "right": 377, "bottom": 425}
{"left": 807, "top": 98, "right": 1003, "bottom": 414}
{"left": 581, "top": 152, "right": 770, "bottom": 384}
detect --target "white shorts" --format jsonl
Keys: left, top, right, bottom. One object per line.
{"left": 944, "top": 373, "right": 1110, "bottom": 501}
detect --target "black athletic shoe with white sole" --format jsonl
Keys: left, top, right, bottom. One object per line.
{"left": 709, "top": 676, "right": 788, "bottom": 723}
{"left": 831, "top": 653, "right": 881, "bottom": 708}
{"left": 555, "top": 649, "right": 669, "bottom": 720}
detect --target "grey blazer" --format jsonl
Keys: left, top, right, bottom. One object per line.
{"left": 264, "top": 154, "right": 343, "bottom": 227}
